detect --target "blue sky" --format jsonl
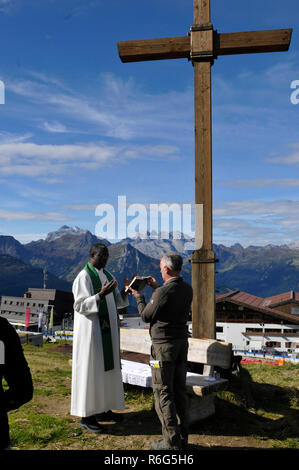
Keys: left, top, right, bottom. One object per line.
{"left": 0, "top": 0, "right": 298, "bottom": 247}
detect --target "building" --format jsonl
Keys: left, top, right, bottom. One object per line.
{"left": 216, "top": 290, "right": 299, "bottom": 356}
{"left": 262, "top": 291, "right": 299, "bottom": 315}
{"left": 0, "top": 288, "right": 74, "bottom": 331}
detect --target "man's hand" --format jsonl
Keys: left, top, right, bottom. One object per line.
{"left": 122, "top": 276, "right": 130, "bottom": 294}
{"left": 99, "top": 279, "right": 117, "bottom": 298}
{"left": 129, "top": 287, "right": 142, "bottom": 298}
{"left": 147, "top": 276, "right": 159, "bottom": 289}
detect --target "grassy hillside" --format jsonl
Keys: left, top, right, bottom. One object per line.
{"left": 215, "top": 244, "right": 299, "bottom": 296}
{"left": 0, "top": 254, "right": 72, "bottom": 297}
{"left": 5, "top": 342, "right": 298, "bottom": 450}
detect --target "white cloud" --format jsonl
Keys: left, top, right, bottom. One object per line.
{"left": 40, "top": 120, "right": 89, "bottom": 135}
{"left": 266, "top": 143, "right": 299, "bottom": 165}
{"left": 0, "top": 140, "right": 181, "bottom": 179}
{"left": 213, "top": 199, "right": 299, "bottom": 246}
{"left": 0, "top": 209, "right": 70, "bottom": 222}
{"left": 0, "top": 0, "right": 16, "bottom": 13}
{"left": 212, "top": 55, "right": 299, "bottom": 152}
{"left": 0, "top": 141, "right": 118, "bottom": 177}
{"left": 63, "top": 204, "right": 97, "bottom": 211}
{"left": 0, "top": 131, "right": 33, "bottom": 144}
{"left": 38, "top": 177, "right": 64, "bottom": 184}
{"left": 214, "top": 200, "right": 299, "bottom": 218}
{"left": 264, "top": 58, "right": 299, "bottom": 88}
{"left": 41, "top": 121, "right": 68, "bottom": 133}
{"left": 6, "top": 71, "right": 193, "bottom": 142}
{"left": 216, "top": 178, "right": 299, "bottom": 188}
{"left": 7, "top": 76, "right": 116, "bottom": 133}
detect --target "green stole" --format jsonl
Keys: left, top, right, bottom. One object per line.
{"left": 84, "top": 262, "right": 117, "bottom": 372}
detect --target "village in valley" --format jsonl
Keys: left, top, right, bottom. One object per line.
{"left": 1, "top": 266, "right": 299, "bottom": 364}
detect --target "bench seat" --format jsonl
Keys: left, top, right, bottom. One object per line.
{"left": 121, "top": 359, "right": 227, "bottom": 396}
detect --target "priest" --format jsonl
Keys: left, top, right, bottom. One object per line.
{"left": 71, "top": 243, "right": 129, "bottom": 433}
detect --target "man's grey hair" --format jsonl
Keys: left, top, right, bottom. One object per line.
{"left": 161, "top": 252, "right": 183, "bottom": 272}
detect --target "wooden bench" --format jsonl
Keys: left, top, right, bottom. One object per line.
{"left": 18, "top": 332, "right": 43, "bottom": 347}
{"left": 120, "top": 328, "right": 232, "bottom": 424}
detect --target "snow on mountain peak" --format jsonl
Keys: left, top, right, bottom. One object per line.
{"left": 45, "top": 225, "right": 89, "bottom": 242}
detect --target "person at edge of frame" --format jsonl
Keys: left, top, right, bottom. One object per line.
{"left": 0, "top": 317, "right": 33, "bottom": 450}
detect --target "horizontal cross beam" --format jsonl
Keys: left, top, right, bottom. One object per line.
{"left": 117, "top": 28, "right": 292, "bottom": 63}
{"left": 118, "top": 35, "right": 190, "bottom": 63}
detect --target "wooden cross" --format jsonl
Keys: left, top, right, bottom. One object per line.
{"left": 117, "top": 0, "right": 292, "bottom": 340}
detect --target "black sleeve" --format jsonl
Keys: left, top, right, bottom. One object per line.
{"left": 1, "top": 324, "right": 33, "bottom": 412}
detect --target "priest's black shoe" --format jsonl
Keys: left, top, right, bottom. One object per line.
{"left": 96, "top": 410, "right": 123, "bottom": 423}
{"left": 80, "top": 416, "right": 103, "bottom": 433}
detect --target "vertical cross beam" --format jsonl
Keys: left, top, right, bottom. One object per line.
{"left": 117, "top": 1, "right": 292, "bottom": 342}
{"left": 194, "top": 0, "right": 211, "bottom": 25}
{"left": 191, "top": 0, "right": 215, "bottom": 339}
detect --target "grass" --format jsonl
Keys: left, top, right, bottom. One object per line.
{"left": 199, "top": 362, "right": 299, "bottom": 449}
{"left": 4, "top": 341, "right": 299, "bottom": 450}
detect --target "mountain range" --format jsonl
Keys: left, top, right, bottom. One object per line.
{"left": 0, "top": 226, "right": 298, "bottom": 308}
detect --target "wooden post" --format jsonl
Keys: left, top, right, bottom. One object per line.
{"left": 191, "top": 0, "right": 215, "bottom": 339}
{"left": 194, "top": 0, "right": 211, "bottom": 25}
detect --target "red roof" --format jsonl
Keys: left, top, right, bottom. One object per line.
{"left": 216, "top": 290, "right": 299, "bottom": 325}
{"left": 263, "top": 291, "right": 299, "bottom": 307}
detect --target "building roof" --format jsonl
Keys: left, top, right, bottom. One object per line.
{"left": 216, "top": 290, "right": 299, "bottom": 325}
{"left": 0, "top": 312, "right": 38, "bottom": 326}
{"left": 26, "top": 288, "right": 73, "bottom": 301}
{"left": 262, "top": 291, "right": 299, "bottom": 308}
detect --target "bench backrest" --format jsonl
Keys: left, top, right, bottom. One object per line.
{"left": 120, "top": 328, "right": 232, "bottom": 369}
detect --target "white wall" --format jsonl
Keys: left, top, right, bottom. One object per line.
{"left": 216, "top": 322, "right": 299, "bottom": 353}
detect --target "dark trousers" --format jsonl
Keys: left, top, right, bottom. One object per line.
{"left": 150, "top": 339, "right": 189, "bottom": 449}
{"left": 0, "top": 411, "right": 10, "bottom": 450}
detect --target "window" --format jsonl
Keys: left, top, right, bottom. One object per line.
{"left": 216, "top": 311, "right": 226, "bottom": 320}
{"left": 265, "top": 341, "right": 281, "bottom": 348}
{"left": 228, "top": 311, "right": 243, "bottom": 320}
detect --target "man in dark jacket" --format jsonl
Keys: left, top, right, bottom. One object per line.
{"left": 130, "top": 252, "right": 193, "bottom": 450}
{"left": 0, "top": 317, "right": 33, "bottom": 450}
